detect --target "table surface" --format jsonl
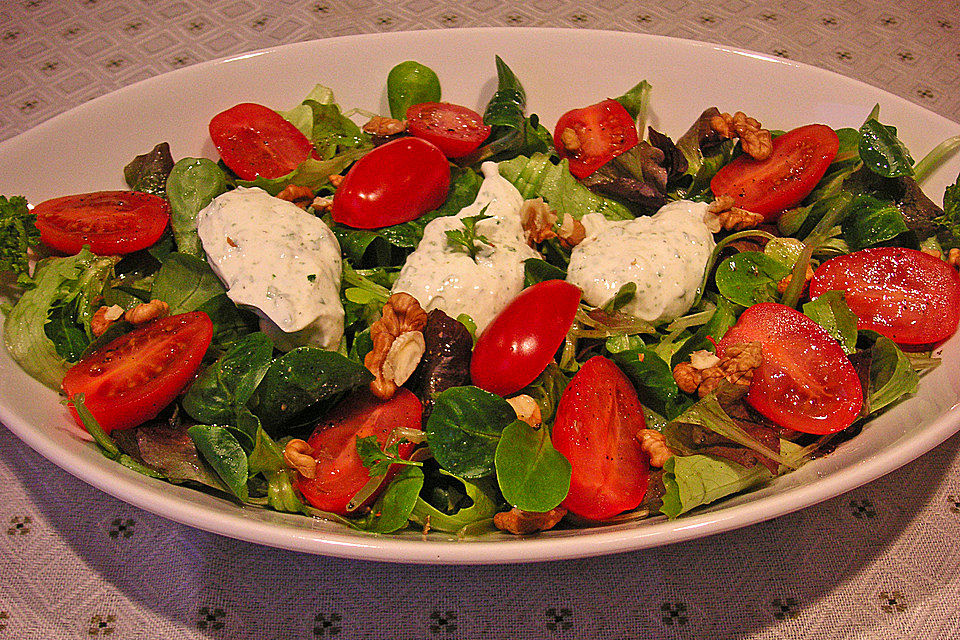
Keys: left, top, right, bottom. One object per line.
{"left": 2, "top": 1, "right": 960, "bottom": 638}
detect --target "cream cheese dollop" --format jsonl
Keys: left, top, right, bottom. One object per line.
{"left": 566, "top": 200, "right": 715, "bottom": 323}
{"left": 391, "top": 162, "right": 540, "bottom": 331}
{"left": 197, "top": 186, "right": 344, "bottom": 350}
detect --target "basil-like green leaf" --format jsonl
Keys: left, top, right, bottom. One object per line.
{"left": 867, "top": 336, "right": 920, "bottom": 414}
{"left": 840, "top": 194, "right": 909, "bottom": 251}
{"left": 387, "top": 61, "right": 441, "bottom": 120}
{"left": 606, "top": 336, "right": 688, "bottom": 419}
{"left": 166, "top": 158, "right": 228, "bottom": 257}
{"left": 151, "top": 252, "right": 227, "bottom": 314}
{"left": 351, "top": 466, "right": 424, "bottom": 533}
{"left": 495, "top": 420, "right": 571, "bottom": 512}
{"left": 124, "top": 142, "right": 174, "bottom": 197}
{"left": 803, "top": 290, "right": 859, "bottom": 354}
{"left": 859, "top": 117, "right": 915, "bottom": 178}
{"left": 188, "top": 425, "right": 249, "bottom": 501}
{"left": 410, "top": 470, "right": 498, "bottom": 533}
{"left": 523, "top": 257, "right": 568, "bottom": 286}
{"left": 253, "top": 347, "right": 373, "bottom": 429}
{"left": 714, "top": 252, "right": 792, "bottom": 307}
{"left": 182, "top": 332, "right": 275, "bottom": 424}
{"left": 425, "top": 386, "right": 516, "bottom": 478}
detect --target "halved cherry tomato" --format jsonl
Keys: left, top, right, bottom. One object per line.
{"left": 208, "top": 102, "right": 316, "bottom": 180}
{"left": 710, "top": 123, "right": 839, "bottom": 221}
{"left": 718, "top": 303, "right": 862, "bottom": 435}
{"left": 552, "top": 356, "right": 649, "bottom": 521}
{"left": 809, "top": 247, "right": 960, "bottom": 346}
{"left": 406, "top": 102, "right": 492, "bottom": 158}
{"left": 553, "top": 98, "right": 639, "bottom": 179}
{"left": 296, "top": 388, "right": 423, "bottom": 515}
{"left": 62, "top": 311, "right": 213, "bottom": 433}
{"left": 470, "top": 280, "right": 581, "bottom": 397}
{"left": 331, "top": 137, "right": 450, "bottom": 229}
{"left": 33, "top": 190, "right": 170, "bottom": 256}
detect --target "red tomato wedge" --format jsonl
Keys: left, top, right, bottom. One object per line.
{"left": 208, "top": 102, "right": 316, "bottom": 180}
{"left": 296, "top": 388, "right": 423, "bottom": 515}
{"left": 809, "top": 247, "right": 960, "bottom": 346}
{"left": 33, "top": 190, "right": 170, "bottom": 256}
{"left": 554, "top": 98, "right": 639, "bottom": 179}
{"left": 470, "top": 280, "right": 582, "bottom": 397}
{"left": 62, "top": 311, "right": 213, "bottom": 433}
{"left": 406, "top": 102, "right": 492, "bottom": 158}
{"left": 331, "top": 137, "right": 450, "bottom": 229}
{"left": 718, "top": 303, "right": 862, "bottom": 435}
{"left": 552, "top": 356, "right": 649, "bottom": 520}
{"left": 710, "top": 123, "right": 839, "bottom": 221}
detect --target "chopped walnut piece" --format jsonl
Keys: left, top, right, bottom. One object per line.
{"left": 493, "top": 506, "right": 567, "bottom": 535}
{"left": 328, "top": 174, "right": 344, "bottom": 188}
{"left": 704, "top": 195, "right": 765, "bottom": 233}
{"left": 559, "top": 127, "right": 580, "bottom": 152}
{"left": 638, "top": 429, "right": 673, "bottom": 468}
{"left": 949, "top": 248, "right": 960, "bottom": 269}
{"left": 506, "top": 394, "right": 543, "bottom": 429}
{"left": 124, "top": 300, "right": 170, "bottom": 325}
{"left": 364, "top": 293, "right": 428, "bottom": 400}
{"left": 673, "top": 342, "right": 763, "bottom": 401}
{"left": 363, "top": 115, "right": 406, "bottom": 136}
{"left": 709, "top": 111, "right": 772, "bottom": 161}
{"left": 518, "top": 198, "right": 586, "bottom": 248}
{"left": 311, "top": 196, "right": 334, "bottom": 212}
{"left": 90, "top": 304, "right": 125, "bottom": 337}
{"left": 276, "top": 184, "right": 315, "bottom": 210}
{"left": 283, "top": 439, "right": 317, "bottom": 479}
{"left": 776, "top": 263, "right": 815, "bottom": 294}
{"left": 689, "top": 349, "right": 720, "bottom": 370}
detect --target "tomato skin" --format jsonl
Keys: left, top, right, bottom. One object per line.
{"left": 331, "top": 137, "right": 451, "bottom": 229}
{"left": 208, "top": 102, "right": 316, "bottom": 180}
{"left": 552, "top": 356, "right": 649, "bottom": 521}
{"left": 470, "top": 280, "right": 582, "bottom": 397}
{"left": 406, "top": 102, "right": 492, "bottom": 158}
{"left": 34, "top": 191, "right": 170, "bottom": 256}
{"left": 718, "top": 303, "right": 862, "bottom": 435}
{"left": 809, "top": 247, "right": 960, "bottom": 346}
{"left": 296, "top": 388, "right": 423, "bottom": 515}
{"left": 710, "top": 123, "right": 839, "bottom": 221}
{"left": 553, "top": 99, "right": 639, "bottom": 179}
{"left": 61, "top": 311, "right": 213, "bottom": 433}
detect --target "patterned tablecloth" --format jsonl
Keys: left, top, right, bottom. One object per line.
{"left": 2, "top": 1, "right": 960, "bottom": 639}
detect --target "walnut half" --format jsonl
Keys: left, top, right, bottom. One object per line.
{"left": 709, "top": 111, "right": 773, "bottom": 161}
{"left": 364, "top": 293, "right": 428, "bottom": 400}
{"left": 494, "top": 507, "right": 567, "bottom": 535}
{"left": 703, "top": 195, "right": 765, "bottom": 233}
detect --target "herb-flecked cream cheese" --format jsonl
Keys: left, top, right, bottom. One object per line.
{"left": 392, "top": 162, "right": 539, "bottom": 331}
{"left": 197, "top": 186, "right": 344, "bottom": 350}
{"left": 567, "top": 200, "right": 715, "bottom": 323}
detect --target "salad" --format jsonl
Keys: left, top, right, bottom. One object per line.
{"left": 1, "top": 55, "right": 959, "bottom": 539}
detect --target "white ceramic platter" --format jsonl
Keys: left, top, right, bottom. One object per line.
{"left": 1, "top": 28, "right": 958, "bottom": 564}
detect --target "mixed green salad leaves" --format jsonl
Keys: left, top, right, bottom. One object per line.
{"left": 1, "top": 56, "right": 959, "bottom": 538}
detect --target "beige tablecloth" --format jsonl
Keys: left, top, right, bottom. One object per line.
{"left": 2, "top": 1, "right": 960, "bottom": 638}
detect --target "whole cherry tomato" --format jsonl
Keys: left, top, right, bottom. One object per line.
{"left": 62, "top": 311, "right": 213, "bottom": 433}
{"left": 718, "top": 303, "right": 863, "bottom": 435}
{"left": 809, "top": 246, "right": 960, "bottom": 346}
{"left": 406, "top": 102, "right": 492, "bottom": 158}
{"left": 470, "top": 280, "right": 582, "bottom": 397}
{"left": 331, "top": 137, "right": 451, "bottom": 229}
{"left": 710, "top": 123, "right": 839, "bottom": 221}
{"left": 33, "top": 191, "right": 170, "bottom": 256}
{"left": 208, "top": 102, "right": 317, "bottom": 180}
{"left": 296, "top": 388, "right": 423, "bottom": 515}
{"left": 552, "top": 355, "right": 649, "bottom": 521}
{"left": 553, "top": 98, "right": 639, "bottom": 179}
